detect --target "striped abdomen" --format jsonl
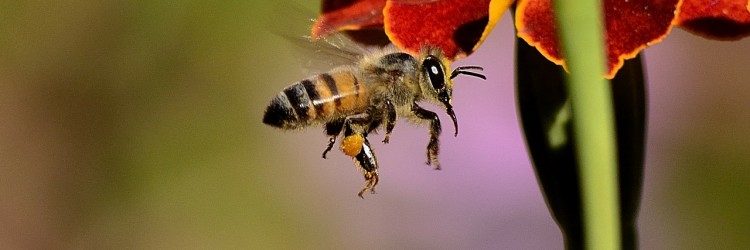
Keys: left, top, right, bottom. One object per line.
{"left": 263, "top": 68, "right": 369, "bottom": 129}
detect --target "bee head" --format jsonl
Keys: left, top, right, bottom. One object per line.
{"left": 420, "top": 50, "right": 485, "bottom": 137}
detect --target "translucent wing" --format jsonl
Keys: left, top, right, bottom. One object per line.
{"left": 280, "top": 32, "right": 369, "bottom": 75}
{"left": 269, "top": 3, "right": 385, "bottom": 76}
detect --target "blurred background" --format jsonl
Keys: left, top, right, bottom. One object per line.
{"left": 1, "top": 1, "right": 748, "bottom": 249}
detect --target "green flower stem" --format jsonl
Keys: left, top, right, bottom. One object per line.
{"left": 551, "top": 0, "right": 621, "bottom": 249}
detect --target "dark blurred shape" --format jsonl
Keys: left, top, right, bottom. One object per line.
{"left": 453, "top": 16, "right": 489, "bottom": 55}
{"left": 344, "top": 29, "right": 391, "bottom": 47}
{"left": 515, "top": 38, "right": 646, "bottom": 249}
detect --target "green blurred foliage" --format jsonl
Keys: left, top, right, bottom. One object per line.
{"left": 0, "top": 1, "right": 330, "bottom": 248}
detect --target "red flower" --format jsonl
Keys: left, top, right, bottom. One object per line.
{"left": 312, "top": 0, "right": 750, "bottom": 78}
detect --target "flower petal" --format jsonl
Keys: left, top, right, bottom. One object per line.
{"left": 516, "top": 0, "right": 679, "bottom": 79}
{"left": 674, "top": 0, "right": 750, "bottom": 40}
{"left": 516, "top": 0, "right": 563, "bottom": 66}
{"left": 384, "top": 0, "right": 505, "bottom": 60}
{"left": 312, "top": 0, "right": 387, "bottom": 39}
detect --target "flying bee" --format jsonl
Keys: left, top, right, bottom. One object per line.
{"left": 263, "top": 46, "right": 485, "bottom": 197}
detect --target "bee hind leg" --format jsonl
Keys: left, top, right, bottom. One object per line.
{"left": 338, "top": 113, "right": 382, "bottom": 197}
{"left": 322, "top": 119, "right": 344, "bottom": 159}
{"left": 354, "top": 137, "right": 379, "bottom": 198}
{"left": 411, "top": 102, "right": 442, "bottom": 170}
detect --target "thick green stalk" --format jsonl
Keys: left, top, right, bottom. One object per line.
{"left": 551, "top": 0, "right": 621, "bottom": 249}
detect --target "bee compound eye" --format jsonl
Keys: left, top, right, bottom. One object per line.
{"left": 423, "top": 57, "right": 445, "bottom": 90}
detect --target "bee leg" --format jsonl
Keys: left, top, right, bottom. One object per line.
{"left": 355, "top": 137, "right": 379, "bottom": 198}
{"left": 339, "top": 113, "right": 380, "bottom": 197}
{"left": 411, "top": 102, "right": 442, "bottom": 170}
{"left": 322, "top": 119, "right": 345, "bottom": 159}
{"left": 339, "top": 113, "right": 373, "bottom": 157}
{"left": 382, "top": 100, "right": 397, "bottom": 144}
{"left": 342, "top": 113, "right": 374, "bottom": 136}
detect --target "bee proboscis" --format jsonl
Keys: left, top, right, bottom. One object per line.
{"left": 263, "top": 46, "right": 485, "bottom": 197}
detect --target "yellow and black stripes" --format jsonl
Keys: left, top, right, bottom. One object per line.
{"left": 301, "top": 79, "right": 323, "bottom": 118}
{"left": 284, "top": 82, "right": 311, "bottom": 121}
{"left": 263, "top": 70, "right": 368, "bottom": 130}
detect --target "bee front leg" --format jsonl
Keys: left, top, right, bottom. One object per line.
{"left": 411, "top": 102, "right": 443, "bottom": 170}
{"left": 381, "top": 100, "right": 397, "bottom": 144}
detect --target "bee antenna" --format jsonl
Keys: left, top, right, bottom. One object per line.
{"left": 451, "top": 66, "right": 486, "bottom": 80}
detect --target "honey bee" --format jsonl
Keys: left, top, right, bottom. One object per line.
{"left": 263, "top": 46, "right": 485, "bottom": 197}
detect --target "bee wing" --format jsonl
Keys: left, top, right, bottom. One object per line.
{"left": 280, "top": 32, "right": 370, "bottom": 76}
{"left": 268, "top": 3, "right": 381, "bottom": 76}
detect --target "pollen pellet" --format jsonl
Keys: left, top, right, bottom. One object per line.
{"left": 340, "top": 134, "right": 365, "bottom": 157}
